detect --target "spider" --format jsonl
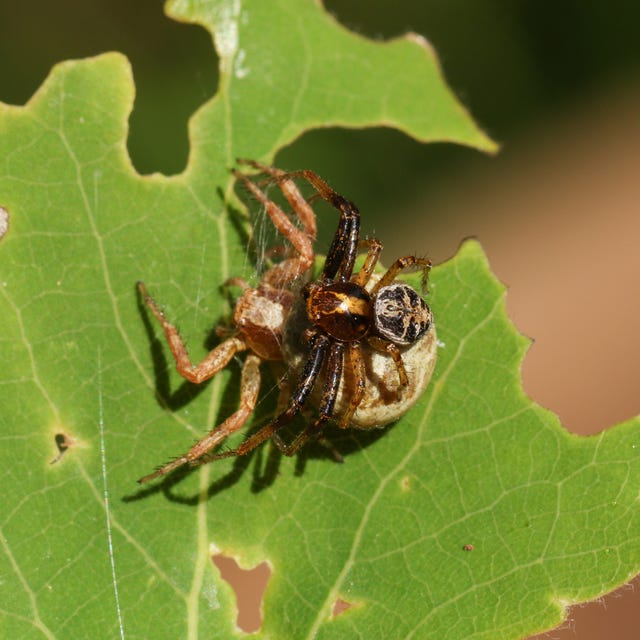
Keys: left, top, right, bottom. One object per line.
{"left": 282, "top": 263, "right": 438, "bottom": 430}
{"left": 137, "top": 161, "right": 318, "bottom": 483}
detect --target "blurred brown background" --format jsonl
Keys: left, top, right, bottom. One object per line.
{"left": 2, "top": 1, "right": 638, "bottom": 637}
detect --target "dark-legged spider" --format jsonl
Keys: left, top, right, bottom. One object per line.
{"left": 137, "top": 162, "right": 317, "bottom": 483}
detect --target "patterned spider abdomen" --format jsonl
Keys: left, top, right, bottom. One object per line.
{"left": 373, "top": 283, "right": 432, "bottom": 346}
{"left": 233, "top": 286, "right": 295, "bottom": 361}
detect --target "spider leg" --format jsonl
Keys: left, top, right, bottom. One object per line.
{"left": 366, "top": 335, "right": 409, "bottom": 387}
{"left": 239, "top": 162, "right": 362, "bottom": 282}
{"left": 273, "top": 169, "right": 362, "bottom": 282}
{"left": 232, "top": 169, "right": 314, "bottom": 284}
{"left": 272, "top": 341, "right": 345, "bottom": 456}
{"left": 138, "top": 281, "right": 247, "bottom": 384}
{"left": 236, "top": 159, "right": 317, "bottom": 241}
{"left": 137, "top": 353, "right": 262, "bottom": 484}
{"left": 337, "top": 341, "right": 367, "bottom": 428}
{"left": 370, "top": 255, "right": 432, "bottom": 296}
{"left": 212, "top": 333, "right": 331, "bottom": 459}
{"left": 351, "top": 238, "right": 383, "bottom": 287}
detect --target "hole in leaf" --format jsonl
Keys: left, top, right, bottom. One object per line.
{"left": 0, "top": 205, "right": 9, "bottom": 240}
{"left": 332, "top": 597, "right": 354, "bottom": 618}
{"left": 212, "top": 553, "right": 270, "bottom": 633}
{"left": 0, "top": 0, "right": 218, "bottom": 175}
{"left": 50, "top": 432, "right": 75, "bottom": 464}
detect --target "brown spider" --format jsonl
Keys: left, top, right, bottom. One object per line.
{"left": 283, "top": 265, "right": 438, "bottom": 430}
{"left": 138, "top": 161, "right": 436, "bottom": 482}
{"left": 137, "top": 161, "right": 317, "bottom": 483}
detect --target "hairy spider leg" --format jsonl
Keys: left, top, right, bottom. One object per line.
{"left": 232, "top": 169, "right": 315, "bottom": 286}
{"left": 323, "top": 199, "right": 360, "bottom": 283}
{"left": 211, "top": 333, "right": 331, "bottom": 459}
{"left": 371, "top": 255, "right": 432, "bottom": 296}
{"left": 137, "top": 353, "right": 262, "bottom": 484}
{"left": 238, "top": 161, "right": 364, "bottom": 283}
{"left": 137, "top": 281, "right": 247, "bottom": 384}
{"left": 236, "top": 159, "right": 317, "bottom": 241}
{"left": 352, "top": 238, "right": 383, "bottom": 287}
{"left": 336, "top": 341, "right": 367, "bottom": 428}
{"left": 269, "top": 339, "right": 346, "bottom": 455}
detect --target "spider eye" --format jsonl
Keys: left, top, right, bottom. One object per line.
{"left": 373, "top": 283, "right": 432, "bottom": 346}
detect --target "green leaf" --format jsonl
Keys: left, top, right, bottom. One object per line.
{"left": 0, "top": 2, "right": 637, "bottom": 640}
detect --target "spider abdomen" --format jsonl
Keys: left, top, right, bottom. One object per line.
{"left": 234, "top": 286, "right": 295, "bottom": 361}
{"left": 373, "top": 282, "right": 432, "bottom": 346}
{"left": 306, "top": 281, "right": 372, "bottom": 341}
